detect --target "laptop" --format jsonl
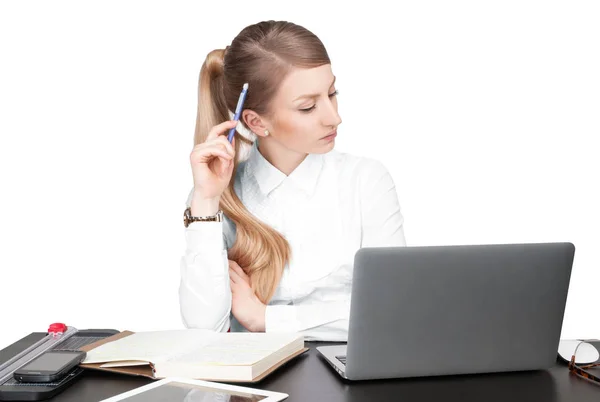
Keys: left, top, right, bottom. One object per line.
{"left": 317, "top": 242, "right": 575, "bottom": 381}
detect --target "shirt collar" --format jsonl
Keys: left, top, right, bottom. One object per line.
{"left": 245, "top": 141, "right": 324, "bottom": 197}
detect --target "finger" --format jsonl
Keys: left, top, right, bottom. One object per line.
{"left": 203, "top": 143, "right": 233, "bottom": 160}
{"left": 229, "top": 267, "right": 243, "bottom": 285}
{"left": 213, "top": 135, "right": 236, "bottom": 158}
{"left": 192, "top": 141, "right": 231, "bottom": 156}
{"left": 230, "top": 268, "right": 251, "bottom": 289}
{"left": 231, "top": 262, "right": 250, "bottom": 283}
{"left": 229, "top": 260, "right": 249, "bottom": 279}
{"left": 206, "top": 120, "right": 239, "bottom": 142}
{"left": 218, "top": 158, "right": 233, "bottom": 175}
{"left": 191, "top": 145, "right": 233, "bottom": 163}
{"left": 219, "top": 159, "right": 232, "bottom": 176}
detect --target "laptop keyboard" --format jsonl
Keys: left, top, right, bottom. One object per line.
{"left": 336, "top": 355, "right": 347, "bottom": 365}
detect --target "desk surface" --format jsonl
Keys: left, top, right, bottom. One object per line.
{"left": 2, "top": 333, "right": 599, "bottom": 402}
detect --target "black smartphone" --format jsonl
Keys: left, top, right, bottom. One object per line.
{"left": 13, "top": 350, "right": 86, "bottom": 383}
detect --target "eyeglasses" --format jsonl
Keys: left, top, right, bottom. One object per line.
{"left": 568, "top": 341, "right": 600, "bottom": 385}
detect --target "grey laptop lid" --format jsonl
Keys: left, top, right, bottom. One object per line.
{"left": 344, "top": 242, "right": 575, "bottom": 380}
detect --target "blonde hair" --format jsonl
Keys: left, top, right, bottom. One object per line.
{"left": 194, "top": 21, "right": 331, "bottom": 303}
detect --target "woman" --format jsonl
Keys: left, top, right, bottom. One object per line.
{"left": 180, "top": 20, "right": 406, "bottom": 341}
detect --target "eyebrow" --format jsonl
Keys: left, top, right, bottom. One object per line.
{"left": 293, "top": 76, "right": 337, "bottom": 102}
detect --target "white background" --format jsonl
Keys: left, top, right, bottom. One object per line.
{"left": 0, "top": 1, "right": 598, "bottom": 349}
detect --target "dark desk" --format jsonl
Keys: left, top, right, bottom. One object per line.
{"left": 2, "top": 333, "right": 599, "bottom": 401}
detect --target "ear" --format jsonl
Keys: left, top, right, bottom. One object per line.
{"left": 242, "top": 110, "right": 270, "bottom": 138}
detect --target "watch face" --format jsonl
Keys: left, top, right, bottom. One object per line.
{"left": 184, "top": 208, "right": 192, "bottom": 227}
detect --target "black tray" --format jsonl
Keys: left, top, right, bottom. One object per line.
{"left": 0, "top": 329, "right": 119, "bottom": 401}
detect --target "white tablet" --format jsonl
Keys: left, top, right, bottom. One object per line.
{"left": 99, "top": 377, "right": 288, "bottom": 402}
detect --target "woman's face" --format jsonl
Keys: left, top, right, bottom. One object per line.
{"left": 262, "top": 64, "right": 342, "bottom": 154}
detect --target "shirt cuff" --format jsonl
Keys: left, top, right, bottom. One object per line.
{"left": 265, "top": 305, "right": 299, "bottom": 333}
{"left": 185, "top": 221, "right": 224, "bottom": 253}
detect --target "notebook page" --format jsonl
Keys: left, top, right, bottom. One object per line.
{"left": 167, "top": 332, "right": 302, "bottom": 366}
{"left": 83, "top": 329, "right": 217, "bottom": 364}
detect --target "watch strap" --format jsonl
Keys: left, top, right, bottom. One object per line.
{"left": 184, "top": 207, "right": 223, "bottom": 227}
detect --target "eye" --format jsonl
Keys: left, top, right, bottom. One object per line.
{"left": 299, "top": 105, "right": 316, "bottom": 113}
{"left": 299, "top": 90, "right": 339, "bottom": 113}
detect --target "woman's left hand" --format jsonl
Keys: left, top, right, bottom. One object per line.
{"left": 229, "top": 260, "right": 266, "bottom": 332}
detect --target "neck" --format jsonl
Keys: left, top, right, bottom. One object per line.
{"left": 256, "top": 138, "right": 307, "bottom": 176}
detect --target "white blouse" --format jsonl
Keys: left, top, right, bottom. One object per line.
{"left": 179, "top": 142, "right": 407, "bottom": 341}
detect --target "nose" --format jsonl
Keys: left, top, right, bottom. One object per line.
{"left": 322, "top": 98, "right": 342, "bottom": 128}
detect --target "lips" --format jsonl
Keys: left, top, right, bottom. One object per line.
{"left": 322, "top": 129, "right": 337, "bottom": 139}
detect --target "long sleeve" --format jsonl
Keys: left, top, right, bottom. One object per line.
{"left": 360, "top": 159, "right": 407, "bottom": 247}
{"left": 263, "top": 159, "right": 406, "bottom": 341}
{"left": 179, "top": 220, "right": 231, "bottom": 332}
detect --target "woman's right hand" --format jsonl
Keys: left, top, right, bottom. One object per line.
{"left": 190, "top": 120, "right": 238, "bottom": 205}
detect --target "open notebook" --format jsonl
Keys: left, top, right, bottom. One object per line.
{"left": 79, "top": 329, "right": 307, "bottom": 383}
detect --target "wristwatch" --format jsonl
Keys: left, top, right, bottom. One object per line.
{"left": 183, "top": 207, "right": 223, "bottom": 227}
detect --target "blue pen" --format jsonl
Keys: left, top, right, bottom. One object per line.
{"left": 227, "top": 83, "right": 249, "bottom": 143}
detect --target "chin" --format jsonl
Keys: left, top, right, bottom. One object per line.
{"left": 312, "top": 141, "right": 335, "bottom": 154}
